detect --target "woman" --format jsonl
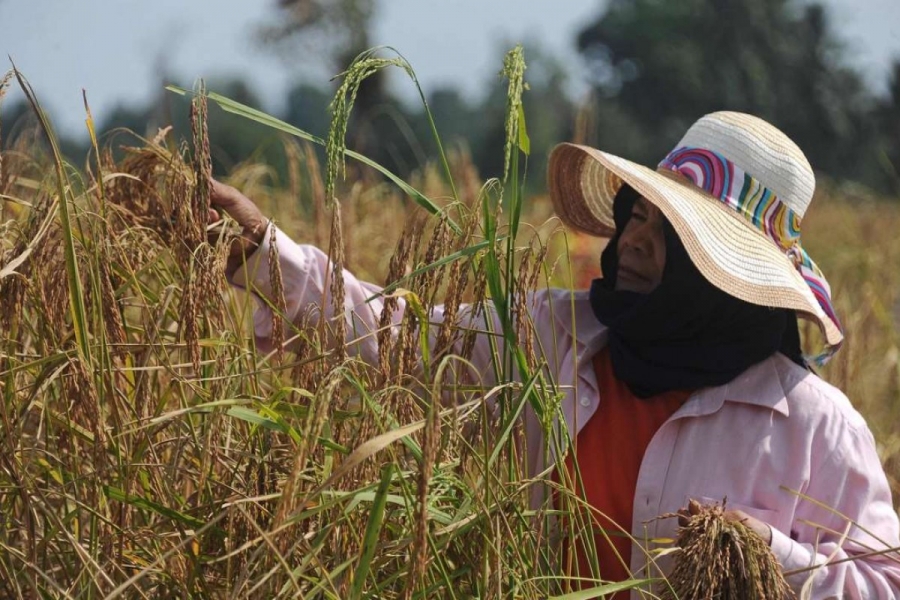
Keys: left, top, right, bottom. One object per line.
{"left": 211, "top": 112, "right": 900, "bottom": 597}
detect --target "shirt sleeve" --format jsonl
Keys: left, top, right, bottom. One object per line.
{"left": 228, "top": 223, "right": 506, "bottom": 391}
{"left": 769, "top": 414, "right": 900, "bottom": 598}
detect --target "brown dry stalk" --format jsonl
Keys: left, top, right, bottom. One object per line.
{"left": 289, "top": 311, "right": 324, "bottom": 392}
{"left": 1, "top": 185, "right": 56, "bottom": 333}
{"left": 63, "top": 356, "right": 107, "bottom": 454}
{"left": 99, "top": 258, "right": 126, "bottom": 349}
{"left": 273, "top": 370, "right": 338, "bottom": 550}
{"left": 190, "top": 89, "right": 212, "bottom": 243}
{"left": 268, "top": 222, "right": 286, "bottom": 363}
{"left": 180, "top": 272, "right": 201, "bottom": 372}
{"left": 326, "top": 202, "right": 347, "bottom": 362}
{"left": 33, "top": 235, "right": 69, "bottom": 348}
{"left": 433, "top": 213, "right": 479, "bottom": 394}
{"left": 662, "top": 501, "right": 794, "bottom": 600}
{"left": 434, "top": 256, "right": 464, "bottom": 366}
{"left": 0, "top": 70, "right": 14, "bottom": 187}
{"left": 515, "top": 243, "right": 547, "bottom": 368}
{"left": 174, "top": 89, "right": 226, "bottom": 372}
{"left": 304, "top": 143, "right": 329, "bottom": 248}
{"left": 378, "top": 213, "right": 423, "bottom": 380}
{"left": 203, "top": 239, "right": 229, "bottom": 321}
{"left": 419, "top": 216, "right": 451, "bottom": 309}
{"left": 405, "top": 380, "right": 444, "bottom": 599}
{"left": 284, "top": 139, "right": 303, "bottom": 212}
{"left": 460, "top": 253, "right": 489, "bottom": 363}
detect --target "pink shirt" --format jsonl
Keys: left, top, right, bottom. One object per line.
{"left": 234, "top": 227, "right": 900, "bottom": 598}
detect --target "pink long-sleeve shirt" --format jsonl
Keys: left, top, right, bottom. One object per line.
{"left": 234, "top": 226, "right": 900, "bottom": 598}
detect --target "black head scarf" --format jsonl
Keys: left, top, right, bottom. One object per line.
{"left": 590, "top": 184, "right": 805, "bottom": 398}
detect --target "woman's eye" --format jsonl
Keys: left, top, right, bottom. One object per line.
{"left": 631, "top": 210, "right": 647, "bottom": 221}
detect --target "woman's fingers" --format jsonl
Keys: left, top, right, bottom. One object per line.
{"left": 207, "top": 177, "right": 268, "bottom": 247}
{"left": 724, "top": 509, "right": 773, "bottom": 544}
{"left": 210, "top": 178, "right": 242, "bottom": 210}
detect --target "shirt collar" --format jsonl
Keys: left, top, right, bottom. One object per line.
{"left": 563, "top": 289, "right": 793, "bottom": 417}
{"left": 682, "top": 355, "right": 792, "bottom": 418}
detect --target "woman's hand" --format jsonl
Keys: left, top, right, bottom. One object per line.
{"left": 678, "top": 499, "right": 773, "bottom": 545}
{"left": 208, "top": 178, "right": 269, "bottom": 276}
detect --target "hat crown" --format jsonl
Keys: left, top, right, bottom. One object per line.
{"left": 674, "top": 112, "right": 815, "bottom": 219}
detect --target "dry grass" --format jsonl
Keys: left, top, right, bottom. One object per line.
{"left": 801, "top": 184, "right": 900, "bottom": 501}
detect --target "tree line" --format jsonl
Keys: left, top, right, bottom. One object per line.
{"left": 3, "top": 0, "right": 899, "bottom": 197}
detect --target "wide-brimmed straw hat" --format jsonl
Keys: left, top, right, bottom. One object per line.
{"left": 548, "top": 111, "right": 842, "bottom": 365}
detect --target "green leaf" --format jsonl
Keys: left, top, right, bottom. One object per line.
{"left": 103, "top": 486, "right": 205, "bottom": 529}
{"left": 166, "top": 85, "right": 460, "bottom": 234}
{"left": 517, "top": 104, "right": 531, "bottom": 155}
{"left": 350, "top": 465, "right": 392, "bottom": 600}
{"left": 547, "top": 578, "right": 656, "bottom": 599}
{"left": 226, "top": 406, "right": 290, "bottom": 435}
{"left": 13, "top": 67, "right": 91, "bottom": 362}
{"left": 365, "top": 238, "right": 500, "bottom": 302}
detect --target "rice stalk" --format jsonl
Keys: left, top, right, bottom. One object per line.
{"left": 0, "top": 69, "right": 14, "bottom": 188}
{"left": 326, "top": 52, "right": 414, "bottom": 206}
{"left": 377, "top": 212, "right": 422, "bottom": 380}
{"left": 267, "top": 221, "right": 286, "bottom": 364}
{"left": 405, "top": 383, "right": 440, "bottom": 599}
{"left": 501, "top": 45, "right": 528, "bottom": 187}
{"left": 326, "top": 200, "right": 347, "bottom": 362}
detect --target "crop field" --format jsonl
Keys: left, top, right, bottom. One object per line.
{"left": 0, "top": 51, "right": 898, "bottom": 598}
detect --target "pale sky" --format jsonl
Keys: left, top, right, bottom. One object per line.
{"left": 1, "top": 0, "right": 898, "bottom": 139}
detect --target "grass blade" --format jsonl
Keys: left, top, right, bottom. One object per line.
{"left": 103, "top": 486, "right": 206, "bottom": 529}
{"left": 12, "top": 66, "right": 91, "bottom": 361}
{"left": 350, "top": 464, "right": 393, "bottom": 600}
{"left": 166, "top": 85, "right": 460, "bottom": 233}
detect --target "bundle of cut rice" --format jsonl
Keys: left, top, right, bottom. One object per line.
{"left": 662, "top": 501, "right": 794, "bottom": 600}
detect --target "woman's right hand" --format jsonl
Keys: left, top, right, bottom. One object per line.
{"left": 208, "top": 178, "right": 269, "bottom": 275}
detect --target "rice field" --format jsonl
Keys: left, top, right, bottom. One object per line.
{"left": 1, "top": 49, "right": 899, "bottom": 598}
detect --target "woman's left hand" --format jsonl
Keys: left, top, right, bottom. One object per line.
{"left": 678, "top": 499, "right": 773, "bottom": 545}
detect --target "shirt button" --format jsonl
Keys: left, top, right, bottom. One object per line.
{"left": 579, "top": 398, "right": 591, "bottom": 407}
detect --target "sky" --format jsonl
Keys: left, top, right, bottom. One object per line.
{"left": 1, "top": 0, "right": 898, "bottom": 139}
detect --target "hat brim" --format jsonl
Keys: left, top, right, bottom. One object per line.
{"left": 548, "top": 142, "right": 843, "bottom": 348}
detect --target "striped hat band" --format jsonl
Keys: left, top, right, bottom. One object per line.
{"left": 657, "top": 146, "right": 842, "bottom": 365}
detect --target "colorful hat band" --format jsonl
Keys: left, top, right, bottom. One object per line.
{"left": 658, "top": 146, "right": 842, "bottom": 365}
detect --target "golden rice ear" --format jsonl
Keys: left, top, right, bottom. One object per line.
{"left": 326, "top": 199, "right": 346, "bottom": 362}
{"left": 268, "top": 221, "right": 286, "bottom": 364}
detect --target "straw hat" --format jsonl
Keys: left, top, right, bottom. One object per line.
{"left": 548, "top": 111, "right": 842, "bottom": 364}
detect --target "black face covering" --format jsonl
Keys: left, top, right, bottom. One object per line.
{"left": 589, "top": 185, "right": 805, "bottom": 399}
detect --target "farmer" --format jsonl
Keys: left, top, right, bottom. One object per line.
{"left": 208, "top": 111, "right": 900, "bottom": 597}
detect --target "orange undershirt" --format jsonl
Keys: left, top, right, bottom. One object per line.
{"left": 559, "top": 347, "right": 692, "bottom": 596}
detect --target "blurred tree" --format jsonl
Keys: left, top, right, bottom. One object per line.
{"left": 263, "top": 0, "right": 415, "bottom": 184}
{"left": 872, "top": 61, "right": 900, "bottom": 196}
{"left": 576, "top": 0, "right": 879, "bottom": 188}
{"left": 261, "top": 0, "right": 375, "bottom": 70}
{"left": 283, "top": 82, "right": 332, "bottom": 140}
{"left": 260, "top": 0, "right": 383, "bottom": 115}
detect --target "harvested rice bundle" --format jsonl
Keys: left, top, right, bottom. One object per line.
{"left": 662, "top": 500, "right": 794, "bottom": 600}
